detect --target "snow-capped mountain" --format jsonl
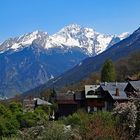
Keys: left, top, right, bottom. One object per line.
{"left": 0, "top": 30, "right": 48, "bottom": 53}
{"left": 0, "top": 24, "right": 129, "bottom": 98}
{"left": 47, "top": 24, "right": 113, "bottom": 55}
{"left": 0, "top": 24, "right": 129, "bottom": 56}
{"left": 48, "top": 25, "right": 129, "bottom": 55}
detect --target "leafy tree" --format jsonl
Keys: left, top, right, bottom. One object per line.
{"left": 0, "top": 103, "right": 20, "bottom": 137}
{"left": 101, "top": 59, "right": 116, "bottom": 82}
{"left": 34, "top": 106, "right": 49, "bottom": 123}
{"left": 9, "top": 102, "right": 22, "bottom": 113}
{"left": 113, "top": 102, "right": 137, "bottom": 139}
{"left": 0, "top": 116, "right": 19, "bottom": 137}
{"left": 17, "top": 112, "right": 38, "bottom": 128}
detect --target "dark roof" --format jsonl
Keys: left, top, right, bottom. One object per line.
{"left": 100, "top": 82, "right": 128, "bottom": 100}
{"left": 74, "top": 90, "right": 85, "bottom": 100}
{"left": 100, "top": 82, "right": 127, "bottom": 91}
{"left": 129, "top": 80, "right": 140, "bottom": 91}
{"left": 56, "top": 91, "right": 78, "bottom": 104}
{"left": 108, "top": 90, "right": 128, "bottom": 100}
{"left": 56, "top": 92, "right": 74, "bottom": 101}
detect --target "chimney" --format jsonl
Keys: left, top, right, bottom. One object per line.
{"left": 115, "top": 88, "right": 119, "bottom": 96}
{"left": 104, "top": 82, "right": 107, "bottom": 86}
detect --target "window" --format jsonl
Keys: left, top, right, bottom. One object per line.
{"left": 97, "top": 107, "right": 102, "bottom": 111}
{"left": 87, "top": 90, "right": 95, "bottom": 95}
{"left": 87, "top": 90, "right": 100, "bottom": 96}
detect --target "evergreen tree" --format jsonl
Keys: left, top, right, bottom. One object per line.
{"left": 101, "top": 59, "right": 116, "bottom": 82}
{"left": 49, "top": 88, "right": 57, "bottom": 103}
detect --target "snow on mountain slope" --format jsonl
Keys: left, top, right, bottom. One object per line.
{"left": 46, "top": 24, "right": 113, "bottom": 55}
{"left": 118, "top": 32, "right": 129, "bottom": 40}
{"left": 0, "top": 30, "right": 48, "bottom": 52}
{"left": 0, "top": 24, "right": 129, "bottom": 56}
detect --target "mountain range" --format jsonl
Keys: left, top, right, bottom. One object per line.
{"left": 0, "top": 24, "right": 129, "bottom": 56}
{"left": 0, "top": 24, "right": 129, "bottom": 98}
{"left": 44, "top": 26, "right": 140, "bottom": 89}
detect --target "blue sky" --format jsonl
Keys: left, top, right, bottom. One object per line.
{"left": 0, "top": 0, "right": 140, "bottom": 42}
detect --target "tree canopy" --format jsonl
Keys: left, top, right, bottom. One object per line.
{"left": 101, "top": 59, "right": 116, "bottom": 82}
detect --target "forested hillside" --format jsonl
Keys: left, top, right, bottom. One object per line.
{"left": 115, "top": 51, "right": 140, "bottom": 81}
{"left": 57, "top": 51, "right": 140, "bottom": 92}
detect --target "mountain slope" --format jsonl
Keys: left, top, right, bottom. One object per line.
{"left": 0, "top": 43, "right": 89, "bottom": 98}
{"left": 45, "top": 27, "right": 140, "bottom": 88}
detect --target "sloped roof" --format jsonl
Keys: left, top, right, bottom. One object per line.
{"left": 108, "top": 90, "right": 128, "bottom": 100}
{"left": 100, "top": 82, "right": 128, "bottom": 100}
{"left": 100, "top": 82, "right": 127, "bottom": 91}
{"left": 129, "top": 80, "right": 140, "bottom": 91}
{"left": 35, "top": 98, "right": 52, "bottom": 106}
{"left": 56, "top": 92, "right": 74, "bottom": 101}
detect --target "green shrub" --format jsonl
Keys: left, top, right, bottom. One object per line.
{"left": 9, "top": 102, "right": 23, "bottom": 113}
{"left": 17, "top": 112, "right": 38, "bottom": 128}
{"left": 63, "top": 110, "right": 88, "bottom": 128}
{"left": 90, "top": 111, "right": 116, "bottom": 128}
{"left": 40, "top": 122, "right": 71, "bottom": 140}
{"left": 0, "top": 115, "right": 20, "bottom": 137}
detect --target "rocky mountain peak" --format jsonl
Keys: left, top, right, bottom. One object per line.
{"left": 0, "top": 24, "right": 129, "bottom": 56}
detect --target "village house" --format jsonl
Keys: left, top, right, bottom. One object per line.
{"left": 23, "top": 97, "right": 52, "bottom": 112}
{"left": 100, "top": 82, "right": 128, "bottom": 111}
{"left": 23, "top": 80, "right": 140, "bottom": 116}
{"left": 56, "top": 91, "right": 78, "bottom": 117}
{"left": 56, "top": 82, "right": 130, "bottom": 115}
{"left": 56, "top": 90, "right": 85, "bottom": 117}
{"left": 84, "top": 82, "right": 129, "bottom": 113}
{"left": 23, "top": 98, "right": 35, "bottom": 112}
{"left": 85, "top": 85, "right": 105, "bottom": 113}
{"left": 125, "top": 80, "right": 140, "bottom": 98}
{"left": 74, "top": 90, "right": 85, "bottom": 109}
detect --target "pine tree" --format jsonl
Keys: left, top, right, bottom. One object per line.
{"left": 49, "top": 87, "right": 57, "bottom": 103}
{"left": 101, "top": 59, "right": 116, "bottom": 82}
